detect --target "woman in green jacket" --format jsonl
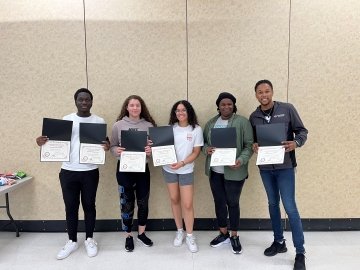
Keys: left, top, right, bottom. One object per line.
{"left": 203, "top": 92, "right": 253, "bottom": 254}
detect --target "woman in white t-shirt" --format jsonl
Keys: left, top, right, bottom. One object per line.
{"left": 162, "top": 100, "right": 204, "bottom": 253}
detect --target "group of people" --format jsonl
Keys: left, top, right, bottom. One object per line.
{"left": 36, "top": 79, "right": 308, "bottom": 270}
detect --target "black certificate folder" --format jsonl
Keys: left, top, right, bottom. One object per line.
{"left": 149, "top": 126, "right": 174, "bottom": 146}
{"left": 42, "top": 118, "right": 73, "bottom": 141}
{"left": 211, "top": 127, "right": 237, "bottom": 148}
{"left": 80, "top": 123, "right": 107, "bottom": 144}
{"left": 256, "top": 123, "right": 286, "bottom": 146}
{"left": 121, "top": 130, "right": 147, "bottom": 152}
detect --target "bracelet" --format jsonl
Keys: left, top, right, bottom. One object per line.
{"left": 181, "top": 161, "right": 185, "bottom": 167}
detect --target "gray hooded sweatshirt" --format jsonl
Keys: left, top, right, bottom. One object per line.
{"left": 110, "top": 116, "right": 154, "bottom": 158}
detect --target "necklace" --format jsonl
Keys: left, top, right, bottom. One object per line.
{"left": 261, "top": 106, "right": 274, "bottom": 123}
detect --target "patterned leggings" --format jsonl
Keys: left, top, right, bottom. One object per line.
{"left": 116, "top": 162, "right": 150, "bottom": 233}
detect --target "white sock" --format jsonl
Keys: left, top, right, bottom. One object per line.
{"left": 187, "top": 233, "right": 193, "bottom": 238}
{"left": 178, "top": 228, "right": 184, "bottom": 232}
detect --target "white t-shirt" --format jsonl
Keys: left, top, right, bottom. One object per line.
{"left": 211, "top": 117, "right": 229, "bottom": 174}
{"left": 61, "top": 113, "right": 106, "bottom": 171}
{"left": 163, "top": 123, "right": 204, "bottom": 174}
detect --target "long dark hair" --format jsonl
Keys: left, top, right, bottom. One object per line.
{"left": 168, "top": 100, "right": 199, "bottom": 129}
{"left": 116, "top": 95, "right": 157, "bottom": 126}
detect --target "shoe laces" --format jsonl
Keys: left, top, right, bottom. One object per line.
{"left": 271, "top": 241, "right": 283, "bottom": 249}
{"left": 231, "top": 236, "right": 240, "bottom": 246}
{"left": 187, "top": 235, "right": 196, "bottom": 245}
{"left": 175, "top": 231, "right": 184, "bottom": 240}
{"left": 63, "top": 240, "right": 75, "bottom": 250}
{"left": 86, "top": 238, "right": 97, "bottom": 248}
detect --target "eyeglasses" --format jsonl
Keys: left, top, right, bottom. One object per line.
{"left": 175, "top": 109, "right": 187, "bottom": 113}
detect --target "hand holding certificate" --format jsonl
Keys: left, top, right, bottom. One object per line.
{"left": 119, "top": 130, "right": 147, "bottom": 172}
{"left": 151, "top": 145, "right": 177, "bottom": 166}
{"left": 40, "top": 118, "right": 73, "bottom": 162}
{"left": 210, "top": 127, "right": 237, "bottom": 166}
{"left": 210, "top": 148, "right": 237, "bottom": 166}
{"left": 149, "top": 126, "right": 177, "bottom": 166}
{"left": 255, "top": 123, "right": 287, "bottom": 165}
{"left": 41, "top": 140, "right": 71, "bottom": 162}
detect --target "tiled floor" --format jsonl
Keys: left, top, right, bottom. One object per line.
{"left": 0, "top": 230, "right": 359, "bottom": 269}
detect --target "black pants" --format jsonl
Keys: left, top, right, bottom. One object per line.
{"left": 59, "top": 169, "right": 99, "bottom": 242}
{"left": 209, "top": 170, "right": 246, "bottom": 231}
{"left": 116, "top": 162, "right": 150, "bottom": 233}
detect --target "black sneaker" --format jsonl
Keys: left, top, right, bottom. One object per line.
{"left": 230, "top": 235, "right": 242, "bottom": 254}
{"left": 294, "top": 253, "right": 306, "bottom": 270}
{"left": 125, "top": 236, "right": 134, "bottom": 252}
{"left": 210, "top": 232, "right": 230, "bottom": 247}
{"left": 137, "top": 233, "right": 153, "bottom": 247}
{"left": 264, "top": 241, "right": 287, "bottom": 256}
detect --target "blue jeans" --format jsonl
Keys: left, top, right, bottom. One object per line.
{"left": 260, "top": 168, "right": 305, "bottom": 254}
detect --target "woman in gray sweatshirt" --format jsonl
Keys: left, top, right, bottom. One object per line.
{"left": 110, "top": 95, "right": 156, "bottom": 252}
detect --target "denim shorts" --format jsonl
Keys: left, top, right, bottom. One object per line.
{"left": 162, "top": 169, "right": 194, "bottom": 186}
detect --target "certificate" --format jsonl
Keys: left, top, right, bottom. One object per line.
{"left": 210, "top": 148, "right": 237, "bottom": 166}
{"left": 80, "top": 143, "right": 105, "bottom": 165}
{"left": 40, "top": 140, "right": 70, "bottom": 162}
{"left": 256, "top": 146, "right": 285, "bottom": 165}
{"left": 151, "top": 145, "right": 177, "bottom": 166}
{"left": 119, "top": 151, "right": 146, "bottom": 172}
{"left": 41, "top": 118, "right": 72, "bottom": 162}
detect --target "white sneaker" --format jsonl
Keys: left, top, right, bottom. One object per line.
{"left": 56, "top": 240, "right": 78, "bottom": 260}
{"left": 186, "top": 235, "right": 198, "bottom": 253}
{"left": 84, "top": 237, "right": 98, "bottom": 257}
{"left": 173, "top": 230, "right": 184, "bottom": 247}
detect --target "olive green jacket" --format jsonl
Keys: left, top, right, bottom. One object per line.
{"left": 202, "top": 114, "right": 254, "bottom": 181}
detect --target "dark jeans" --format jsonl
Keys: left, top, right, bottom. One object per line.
{"left": 209, "top": 171, "right": 246, "bottom": 231}
{"left": 116, "top": 162, "right": 150, "bottom": 233}
{"left": 260, "top": 168, "right": 305, "bottom": 254}
{"left": 59, "top": 169, "right": 99, "bottom": 242}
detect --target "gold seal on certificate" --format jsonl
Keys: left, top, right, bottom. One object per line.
{"left": 210, "top": 148, "right": 237, "bottom": 166}
{"left": 80, "top": 143, "right": 105, "bottom": 164}
{"left": 256, "top": 146, "right": 285, "bottom": 165}
{"left": 151, "top": 145, "right": 177, "bottom": 166}
{"left": 119, "top": 151, "right": 146, "bottom": 172}
{"left": 41, "top": 140, "right": 71, "bottom": 162}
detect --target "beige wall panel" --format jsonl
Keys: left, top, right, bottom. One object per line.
{"left": 187, "top": 0, "right": 290, "bottom": 218}
{"left": 0, "top": 1, "right": 88, "bottom": 219}
{"left": 1, "top": 0, "right": 359, "bottom": 222}
{"left": 84, "top": 0, "right": 187, "bottom": 219}
{"left": 0, "top": 0, "right": 85, "bottom": 21}
{"left": 289, "top": 0, "right": 360, "bottom": 217}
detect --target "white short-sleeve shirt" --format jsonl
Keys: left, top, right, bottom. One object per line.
{"left": 163, "top": 123, "right": 204, "bottom": 174}
{"left": 61, "top": 113, "right": 106, "bottom": 171}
